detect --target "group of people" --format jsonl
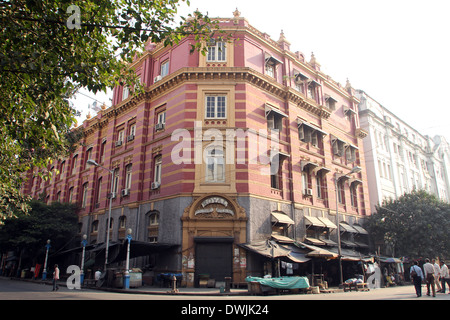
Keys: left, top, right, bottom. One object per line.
{"left": 410, "top": 258, "right": 450, "bottom": 297}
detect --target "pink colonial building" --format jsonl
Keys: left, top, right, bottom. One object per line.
{"left": 22, "top": 10, "right": 370, "bottom": 287}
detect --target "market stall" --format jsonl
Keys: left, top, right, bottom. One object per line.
{"left": 246, "top": 276, "right": 310, "bottom": 295}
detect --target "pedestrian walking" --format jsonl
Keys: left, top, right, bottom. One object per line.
{"left": 432, "top": 259, "right": 442, "bottom": 292}
{"left": 439, "top": 260, "right": 450, "bottom": 294}
{"left": 52, "top": 264, "right": 60, "bottom": 291}
{"left": 423, "top": 258, "right": 436, "bottom": 297}
{"left": 410, "top": 261, "right": 424, "bottom": 297}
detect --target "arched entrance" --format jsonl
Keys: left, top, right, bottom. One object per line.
{"left": 181, "top": 195, "right": 247, "bottom": 287}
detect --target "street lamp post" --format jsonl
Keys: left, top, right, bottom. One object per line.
{"left": 87, "top": 159, "right": 114, "bottom": 273}
{"left": 80, "top": 234, "right": 87, "bottom": 284}
{"left": 42, "top": 239, "right": 51, "bottom": 280}
{"left": 124, "top": 228, "right": 132, "bottom": 289}
{"left": 334, "top": 166, "right": 361, "bottom": 287}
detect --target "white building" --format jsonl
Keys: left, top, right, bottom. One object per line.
{"left": 357, "top": 90, "right": 450, "bottom": 213}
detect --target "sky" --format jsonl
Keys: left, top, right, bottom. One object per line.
{"left": 73, "top": 0, "right": 450, "bottom": 142}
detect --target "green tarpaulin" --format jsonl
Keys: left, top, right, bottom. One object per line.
{"left": 245, "top": 276, "right": 310, "bottom": 289}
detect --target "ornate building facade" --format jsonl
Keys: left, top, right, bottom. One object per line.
{"left": 22, "top": 11, "right": 371, "bottom": 287}
{"left": 357, "top": 89, "right": 450, "bottom": 212}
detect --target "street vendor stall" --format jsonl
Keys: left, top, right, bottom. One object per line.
{"left": 378, "top": 256, "right": 405, "bottom": 285}
{"left": 246, "top": 276, "right": 310, "bottom": 295}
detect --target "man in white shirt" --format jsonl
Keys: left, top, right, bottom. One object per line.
{"left": 439, "top": 260, "right": 450, "bottom": 294}
{"left": 423, "top": 258, "right": 436, "bottom": 297}
{"left": 432, "top": 259, "right": 442, "bottom": 292}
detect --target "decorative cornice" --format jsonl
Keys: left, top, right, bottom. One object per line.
{"left": 84, "top": 67, "right": 336, "bottom": 136}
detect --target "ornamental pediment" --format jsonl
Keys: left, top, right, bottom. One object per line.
{"left": 194, "top": 196, "right": 234, "bottom": 219}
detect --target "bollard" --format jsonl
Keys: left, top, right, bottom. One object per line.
{"left": 224, "top": 277, "right": 231, "bottom": 293}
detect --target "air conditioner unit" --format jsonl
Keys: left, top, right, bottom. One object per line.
{"left": 127, "top": 134, "right": 135, "bottom": 142}
{"left": 121, "top": 188, "right": 129, "bottom": 196}
{"left": 115, "top": 140, "right": 122, "bottom": 147}
{"left": 108, "top": 192, "right": 116, "bottom": 199}
{"left": 151, "top": 182, "right": 160, "bottom": 190}
{"left": 154, "top": 75, "right": 162, "bottom": 83}
{"left": 304, "top": 188, "right": 313, "bottom": 196}
{"left": 155, "top": 123, "right": 165, "bottom": 131}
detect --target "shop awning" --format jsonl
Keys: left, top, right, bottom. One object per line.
{"left": 306, "top": 248, "right": 338, "bottom": 259}
{"left": 271, "top": 211, "right": 294, "bottom": 225}
{"left": 339, "top": 221, "right": 358, "bottom": 233}
{"left": 239, "top": 240, "right": 291, "bottom": 259}
{"left": 51, "top": 244, "right": 96, "bottom": 257}
{"left": 320, "top": 238, "right": 338, "bottom": 246}
{"left": 296, "top": 242, "right": 339, "bottom": 259}
{"left": 305, "top": 216, "right": 326, "bottom": 228}
{"left": 304, "top": 237, "right": 325, "bottom": 246}
{"left": 328, "top": 247, "right": 373, "bottom": 262}
{"left": 352, "top": 224, "right": 369, "bottom": 235}
{"left": 354, "top": 241, "right": 369, "bottom": 248}
{"left": 288, "top": 251, "right": 311, "bottom": 263}
{"left": 282, "top": 244, "right": 311, "bottom": 263}
{"left": 271, "top": 234, "right": 295, "bottom": 243}
{"left": 340, "top": 239, "right": 357, "bottom": 247}
{"left": 318, "top": 217, "right": 337, "bottom": 229}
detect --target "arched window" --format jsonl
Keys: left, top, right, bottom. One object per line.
{"left": 147, "top": 211, "right": 159, "bottom": 243}
{"left": 119, "top": 216, "right": 127, "bottom": 230}
{"left": 91, "top": 220, "right": 99, "bottom": 233}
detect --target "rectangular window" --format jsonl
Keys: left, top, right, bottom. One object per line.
{"left": 125, "top": 164, "right": 132, "bottom": 190}
{"left": 325, "top": 95, "right": 337, "bottom": 110}
{"left": 207, "top": 41, "right": 226, "bottom": 62}
{"left": 267, "top": 112, "right": 283, "bottom": 132}
{"left": 205, "top": 95, "right": 226, "bottom": 119}
{"left": 346, "top": 146, "right": 357, "bottom": 162}
{"left": 160, "top": 60, "right": 169, "bottom": 77}
{"left": 350, "top": 184, "right": 357, "bottom": 208}
{"left": 266, "top": 64, "right": 274, "bottom": 77}
{"left": 129, "top": 124, "right": 136, "bottom": 137}
{"left": 332, "top": 139, "right": 345, "bottom": 157}
{"left": 338, "top": 180, "right": 345, "bottom": 204}
{"left": 71, "top": 155, "right": 78, "bottom": 175}
{"left": 122, "top": 86, "right": 129, "bottom": 100}
{"left": 100, "top": 140, "right": 106, "bottom": 163}
{"left": 116, "top": 129, "right": 124, "bottom": 146}
{"left": 96, "top": 177, "right": 102, "bottom": 204}
{"left": 112, "top": 168, "right": 119, "bottom": 196}
{"left": 206, "top": 148, "right": 225, "bottom": 182}
{"left": 307, "top": 84, "right": 315, "bottom": 100}
{"left": 81, "top": 183, "right": 88, "bottom": 209}
{"left": 154, "top": 156, "right": 162, "bottom": 185}
{"left": 316, "top": 175, "right": 322, "bottom": 198}
{"left": 85, "top": 148, "right": 93, "bottom": 170}
{"left": 157, "top": 111, "right": 166, "bottom": 125}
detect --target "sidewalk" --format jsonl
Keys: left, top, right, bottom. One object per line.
{"left": 7, "top": 276, "right": 250, "bottom": 296}
{"left": 102, "top": 284, "right": 250, "bottom": 296}
{"left": 8, "top": 276, "right": 344, "bottom": 296}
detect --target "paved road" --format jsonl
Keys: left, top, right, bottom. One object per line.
{"left": 1, "top": 277, "right": 449, "bottom": 301}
